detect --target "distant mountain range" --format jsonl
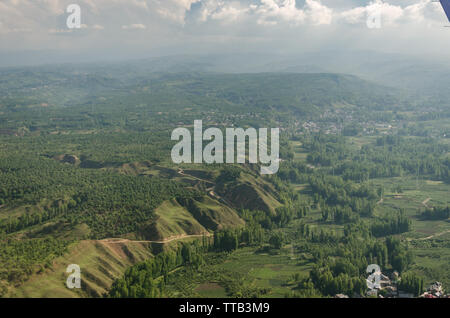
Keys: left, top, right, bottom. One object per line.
{"left": 2, "top": 50, "right": 448, "bottom": 102}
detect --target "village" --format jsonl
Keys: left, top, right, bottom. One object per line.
{"left": 335, "top": 271, "right": 449, "bottom": 298}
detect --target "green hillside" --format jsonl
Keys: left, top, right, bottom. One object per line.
{"left": 6, "top": 240, "right": 154, "bottom": 298}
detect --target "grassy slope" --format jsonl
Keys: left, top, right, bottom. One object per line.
{"left": 220, "top": 173, "right": 282, "bottom": 214}
{"left": 2, "top": 164, "right": 253, "bottom": 297}
{"left": 143, "top": 199, "right": 208, "bottom": 241}
{"left": 7, "top": 240, "right": 155, "bottom": 298}
{"left": 193, "top": 196, "right": 245, "bottom": 230}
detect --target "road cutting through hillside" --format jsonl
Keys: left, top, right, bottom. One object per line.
{"left": 100, "top": 233, "right": 211, "bottom": 245}
{"left": 99, "top": 170, "right": 228, "bottom": 246}
{"left": 177, "top": 168, "right": 234, "bottom": 206}
{"left": 177, "top": 168, "right": 213, "bottom": 186}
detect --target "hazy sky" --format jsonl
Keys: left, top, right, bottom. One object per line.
{"left": 0, "top": 0, "right": 449, "bottom": 65}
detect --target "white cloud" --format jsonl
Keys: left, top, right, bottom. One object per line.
{"left": 82, "top": 0, "right": 149, "bottom": 12}
{"left": 211, "top": 4, "right": 248, "bottom": 22}
{"left": 340, "top": 1, "right": 401, "bottom": 26}
{"left": 195, "top": 0, "right": 330, "bottom": 26}
{"left": 0, "top": 0, "right": 444, "bottom": 36}
{"left": 305, "top": 0, "right": 333, "bottom": 25}
{"left": 403, "top": 0, "right": 431, "bottom": 23}
{"left": 122, "top": 23, "right": 147, "bottom": 30}
{"left": 38, "top": 0, "right": 65, "bottom": 15}
{"left": 255, "top": 0, "right": 306, "bottom": 26}
{"left": 48, "top": 28, "right": 73, "bottom": 34}
{"left": 194, "top": 0, "right": 331, "bottom": 26}
{"left": 0, "top": 0, "right": 449, "bottom": 57}
{"left": 92, "top": 24, "right": 105, "bottom": 30}
{"left": 155, "top": 0, "right": 202, "bottom": 24}
{"left": 194, "top": 0, "right": 442, "bottom": 27}
{"left": 339, "top": 0, "right": 441, "bottom": 26}
{"left": 211, "top": 7, "right": 244, "bottom": 21}
{"left": 195, "top": 0, "right": 249, "bottom": 23}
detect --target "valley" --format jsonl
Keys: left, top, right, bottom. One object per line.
{"left": 0, "top": 66, "right": 449, "bottom": 298}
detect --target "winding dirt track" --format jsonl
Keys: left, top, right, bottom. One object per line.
{"left": 100, "top": 233, "right": 211, "bottom": 245}
{"left": 99, "top": 170, "right": 221, "bottom": 246}
{"left": 407, "top": 230, "right": 450, "bottom": 242}
{"left": 416, "top": 230, "right": 450, "bottom": 241}
{"left": 177, "top": 168, "right": 234, "bottom": 206}
{"left": 177, "top": 168, "right": 213, "bottom": 188}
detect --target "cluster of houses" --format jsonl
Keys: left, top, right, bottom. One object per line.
{"left": 365, "top": 271, "right": 404, "bottom": 298}
{"left": 371, "top": 271, "right": 449, "bottom": 298}
{"left": 420, "top": 282, "right": 449, "bottom": 299}
{"left": 335, "top": 270, "right": 449, "bottom": 298}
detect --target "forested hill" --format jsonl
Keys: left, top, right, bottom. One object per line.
{"left": 0, "top": 66, "right": 407, "bottom": 121}
{"left": 154, "top": 72, "right": 402, "bottom": 113}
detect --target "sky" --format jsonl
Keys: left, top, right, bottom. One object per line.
{"left": 0, "top": 0, "right": 449, "bottom": 65}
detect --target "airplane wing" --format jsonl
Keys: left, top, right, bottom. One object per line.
{"left": 441, "top": 0, "right": 450, "bottom": 22}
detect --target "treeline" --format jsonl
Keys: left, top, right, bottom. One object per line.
{"left": 0, "top": 237, "right": 70, "bottom": 291}
{"left": 370, "top": 211, "right": 411, "bottom": 237}
{"left": 419, "top": 206, "right": 449, "bottom": 220}
{"left": 304, "top": 134, "right": 348, "bottom": 167}
{"left": 0, "top": 200, "right": 71, "bottom": 234}
{"left": 321, "top": 205, "right": 360, "bottom": 224}
{"left": 277, "top": 162, "right": 313, "bottom": 184}
{"left": 309, "top": 175, "right": 378, "bottom": 210}
{"left": 297, "top": 222, "right": 412, "bottom": 273}
{"left": 298, "top": 133, "right": 450, "bottom": 183}
{"left": 293, "top": 230, "right": 414, "bottom": 296}
{"left": 213, "top": 225, "right": 265, "bottom": 252}
{"left": 308, "top": 174, "right": 378, "bottom": 226}
{"left": 212, "top": 200, "right": 312, "bottom": 252}
{"left": 310, "top": 262, "right": 367, "bottom": 297}
{"left": 108, "top": 240, "right": 208, "bottom": 298}
{"left": 398, "top": 273, "right": 424, "bottom": 296}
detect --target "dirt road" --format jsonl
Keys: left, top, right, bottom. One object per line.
{"left": 408, "top": 230, "right": 450, "bottom": 242}
{"left": 100, "top": 233, "right": 211, "bottom": 245}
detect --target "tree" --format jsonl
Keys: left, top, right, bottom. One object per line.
{"left": 269, "top": 233, "right": 283, "bottom": 249}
